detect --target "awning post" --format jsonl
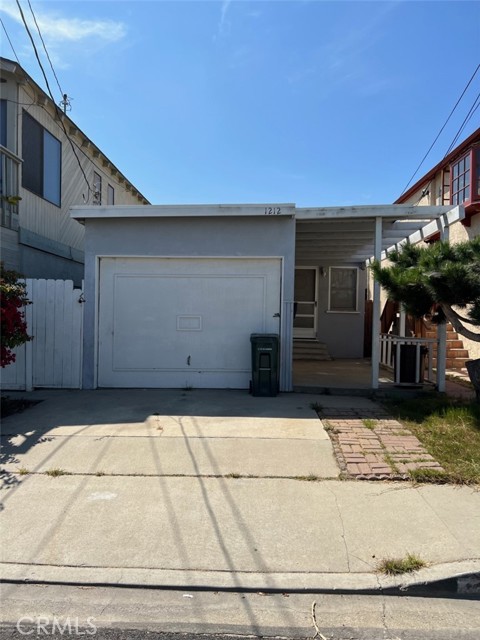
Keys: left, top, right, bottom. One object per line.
{"left": 371, "top": 216, "right": 382, "bottom": 390}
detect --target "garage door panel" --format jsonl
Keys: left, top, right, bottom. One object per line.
{"left": 98, "top": 258, "right": 281, "bottom": 388}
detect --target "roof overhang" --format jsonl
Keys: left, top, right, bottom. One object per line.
{"left": 71, "top": 203, "right": 296, "bottom": 222}
{"left": 295, "top": 205, "right": 465, "bottom": 264}
{"left": 71, "top": 202, "right": 465, "bottom": 264}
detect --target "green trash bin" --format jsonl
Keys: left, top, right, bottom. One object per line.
{"left": 250, "top": 334, "right": 279, "bottom": 397}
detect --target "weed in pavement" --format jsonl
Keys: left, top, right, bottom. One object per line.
{"left": 377, "top": 553, "right": 427, "bottom": 575}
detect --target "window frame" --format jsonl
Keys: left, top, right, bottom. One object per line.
{"left": 450, "top": 148, "right": 480, "bottom": 206}
{"left": 93, "top": 171, "right": 102, "bottom": 205}
{"left": 22, "top": 111, "right": 62, "bottom": 207}
{"left": 327, "top": 266, "right": 359, "bottom": 314}
{"left": 0, "top": 99, "right": 7, "bottom": 148}
{"left": 107, "top": 183, "right": 115, "bottom": 205}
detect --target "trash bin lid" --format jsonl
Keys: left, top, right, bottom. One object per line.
{"left": 250, "top": 333, "right": 279, "bottom": 342}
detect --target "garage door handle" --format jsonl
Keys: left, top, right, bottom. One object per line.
{"left": 187, "top": 355, "right": 191, "bottom": 366}
{"left": 273, "top": 313, "right": 280, "bottom": 318}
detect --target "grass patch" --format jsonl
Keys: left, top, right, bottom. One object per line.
{"left": 384, "top": 396, "right": 480, "bottom": 484}
{"left": 17, "top": 467, "right": 29, "bottom": 476}
{"left": 45, "top": 468, "right": 70, "bottom": 477}
{"left": 294, "top": 474, "right": 321, "bottom": 482}
{"left": 323, "top": 422, "right": 337, "bottom": 433}
{"left": 225, "top": 472, "right": 241, "bottom": 479}
{"left": 310, "top": 402, "right": 323, "bottom": 412}
{"left": 408, "top": 468, "right": 450, "bottom": 484}
{"left": 362, "top": 418, "right": 377, "bottom": 430}
{"left": 95, "top": 470, "right": 106, "bottom": 477}
{"left": 376, "top": 553, "right": 427, "bottom": 575}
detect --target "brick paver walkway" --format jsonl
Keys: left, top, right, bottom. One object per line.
{"left": 319, "top": 407, "right": 444, "bottom": 480}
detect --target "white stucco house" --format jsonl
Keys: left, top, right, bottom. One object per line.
{"left": 71, "top": 202, "right": 463, "bottom": 392}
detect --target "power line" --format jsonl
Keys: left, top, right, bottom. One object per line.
{"left": 400, "top": 63, "right": 480, "bottom": 196}
{"left": 15, "top": 0, "right": 56, "bottom": 105}
{"left": 0, "top": 18, "right": 21, "bottom": 63}
{"left": 443, "top": 92, "right": 480, "bottom": 156}
{"left": 411, "top": 91, "right": 480, "bottom": 207}
{"left": 38, "top": 103, "right": 140, "bottom": 200}
{"left": 15, "top": 0, "right": 92, "bottom": 199}
{"left": 27, "top": 0, "right": 64, "bottom": 98}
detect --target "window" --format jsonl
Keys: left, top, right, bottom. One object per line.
{"left": 450, "top": 148, "right": 480, "bottom": 206}
{"left": 451, "top": 153, "right": 470, "bottom": 205}
{"left": 0, "top": 99, "right": 6, "bottom": 147}
{"left": 22, "top": 111, "right": 61, "bottom": 206}
{"left": 107, "top": 183, "right": 115, "bottom": 205}
{"left": 93, "top": 171, "right": 102, "bottom": 205}
{"left": 328, "top": 267, "right": 358, "bottom": 312}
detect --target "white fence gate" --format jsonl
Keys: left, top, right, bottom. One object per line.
{"left": 0, "top": 279, "right": 84, "bottom": 390}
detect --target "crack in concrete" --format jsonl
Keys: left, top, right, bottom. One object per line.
{"left": 325, "top": 486, "right": 350, "bottom": 573}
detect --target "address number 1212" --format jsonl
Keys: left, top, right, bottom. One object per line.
{"left": 264, "top": 207, "right": 281, "bottom": 215}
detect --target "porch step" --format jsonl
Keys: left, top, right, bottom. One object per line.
{"left": 423, "top": 321, "right": 470, "bottom": 372}
{"left": 293, "top": 340, "right": 332, "bottom": 361}
{"left": 432, "top": 357, "right": 469, "bottom": 371}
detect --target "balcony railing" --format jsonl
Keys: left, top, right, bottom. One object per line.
{"left": 380, "top": 333, "right": 438, "bottom": 385}
{"left": 0, "top": 145, "right": 21, "bottom": 230}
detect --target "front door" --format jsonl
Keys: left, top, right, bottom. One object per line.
{"left": 293, "top": 267, "right": 318, "bottom": 339}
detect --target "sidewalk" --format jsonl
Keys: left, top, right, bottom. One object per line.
{"left": 1, "top": 389, "right": 479, "bottom": 593}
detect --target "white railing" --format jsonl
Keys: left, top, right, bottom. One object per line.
{"left": 380, "top": 334, "right": 437, "bottom": 384}
{"left": 0, "top": 145, "right": 21, "bottom": 230}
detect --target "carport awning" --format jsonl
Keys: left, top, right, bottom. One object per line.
{"left": 295, "top": 205, "right": 464, "bottom": 263}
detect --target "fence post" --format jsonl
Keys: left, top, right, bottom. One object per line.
{"left": 25, "top": 279, "right": 33, "bottom": 391}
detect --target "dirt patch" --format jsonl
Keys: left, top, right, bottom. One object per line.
{"left": 0, "top": 396, "right": 41, "bottom": 418}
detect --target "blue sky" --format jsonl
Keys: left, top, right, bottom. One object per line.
{"left": 1, "top": 0, "right": 479, "bottom": 205}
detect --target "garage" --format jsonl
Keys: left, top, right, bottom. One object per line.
{"left": 73, "top": 204, "right": 295, "bottom": 390}
{"left": 98, "top": 256, "right": 282, "bottom": 388}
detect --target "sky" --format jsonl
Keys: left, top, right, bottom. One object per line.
{"left": 1, "top": 0, "right": 479, "bottom": 206}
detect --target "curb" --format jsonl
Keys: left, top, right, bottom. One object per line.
{"left": 1, "top": 560, "right": 479, "bottom": 596}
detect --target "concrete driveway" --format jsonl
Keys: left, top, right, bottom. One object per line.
{"left": 2, "top": 389, "right": 479, "bottom": 595}
{"left": 1, "top": 389, "right": 339, "bottom": 478}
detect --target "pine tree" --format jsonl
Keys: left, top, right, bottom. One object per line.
{"left": 371, "top": 237, "right": 480, "bottom": 400}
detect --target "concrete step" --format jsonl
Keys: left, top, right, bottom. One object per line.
{"left": 293, "top": 353, "right": 332, "bottom": 361}
{"left": 424, "top": 331, "right": 459, "bottom": 340}
{"left": 293, "top": 341, "right": 332, "bottom": 361}
{"left": 432, "top": 357, "right": 469, "bottom": 370}
{"left": 430, "top": 347, "right": 470, "bottom": 358}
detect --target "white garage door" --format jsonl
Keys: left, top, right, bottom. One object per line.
{"left": 98, "top": 257, "right": 282, "bottom": 388}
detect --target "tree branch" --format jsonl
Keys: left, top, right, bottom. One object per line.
{"left": 449, "top": 307, "right": 478, "bottom": 326}
{"left": 441, "top": 304, "right": 480, "bottom": 343}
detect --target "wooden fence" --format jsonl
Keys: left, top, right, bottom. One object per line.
{"left": 0, "top": 279, "right": 84, "bottom": 390}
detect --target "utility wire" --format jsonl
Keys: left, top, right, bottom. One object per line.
{"left": 400, "top": 63, "right": 480, "bottom": 196}
{"left": 412, "top": 91, "right": 480, "bottom": 206}
{"left": 15, "top": 0, "right": 92, "bottom": 199}
{"left": 444, "top": 92, "right": 480, "bottom": 156}
{"left": 38, "top": 103, "right": 141, "bottom": 200}
{"left": 27, "top": 0, "right": 64, "bottom": 98}
{"left": 1, "top": 18, "right": 21, "bottom": 63}
{"left": 15, "top": 0, "right": 56, "bottom": 105}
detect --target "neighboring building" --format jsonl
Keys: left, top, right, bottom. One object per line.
{"left": 0, "top": 57, "right": 149, "bottom": 284}
{"left": 394, "top": 127, "right": 480, "bottom": 362}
